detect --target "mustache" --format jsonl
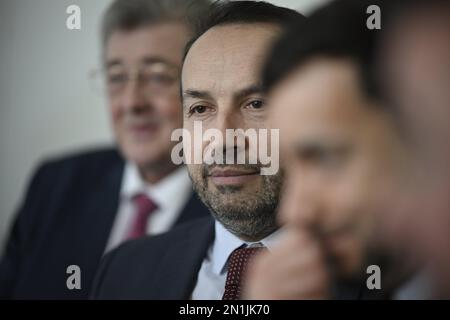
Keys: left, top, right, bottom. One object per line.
{"left": 201, "top": 164, "right": 262, "bottom": 178}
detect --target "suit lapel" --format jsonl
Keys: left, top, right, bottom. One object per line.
{"left": 85, "top": 156, "right": 124, "bottom": 259}
{"left": 32, "top": 150, "right": 125, "bottom": 298}
{"left": 152, "top": 217, "right": 215, "bottom": 299}
{"left": 66, "top": 154, "right": 123, "bottom": 297}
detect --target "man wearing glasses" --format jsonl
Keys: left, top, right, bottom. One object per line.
{"left": 0, "top": 0, "right": 210, "bottom": 299}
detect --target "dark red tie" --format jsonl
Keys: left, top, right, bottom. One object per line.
{"left": 222, "top": 246, "right": 265, "bottom": 300}
{"left": 125, "top": 193, "right": 158, "bottom": 241}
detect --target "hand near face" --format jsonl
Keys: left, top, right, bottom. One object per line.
{"left": 243, "top": 229, "right": 330, "bottom": 300}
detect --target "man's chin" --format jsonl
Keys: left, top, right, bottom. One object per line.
{"left": 121, "top": 146, "right": 170, "bottom": 166}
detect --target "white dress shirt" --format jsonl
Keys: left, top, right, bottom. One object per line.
{"left": 191, "top": 221, "right": 283, "bottom": 300}
{"left": 105, "top": 163, "right": 192, "bottom": 253}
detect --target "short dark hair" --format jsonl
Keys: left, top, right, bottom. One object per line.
{"left": 183, "top": 1, "right": 306, "bottom": 62}
{"left": 101, "top": 0, "right": 211, "bottom": 47}
{"left": 262, "top": 0, "right": 399, "bottom": 102}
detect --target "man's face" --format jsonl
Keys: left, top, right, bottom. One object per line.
{"left": 182, "top": 24, "right": 283, "bottom": 241}
{"left": 269, "top": 58, "right": 406, "bottom": 277}
{"left": 105, "top": 23, "right": 190, "bottom": 171}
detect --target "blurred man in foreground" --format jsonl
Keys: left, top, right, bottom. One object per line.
{"left": 245, "top": 0, "right": 421, "bottom": 299}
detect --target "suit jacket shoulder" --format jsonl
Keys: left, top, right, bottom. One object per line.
{"left": 91, "top": 216, "right": 215, "bottom": 300}
{"left": 3, "top": 146, "right": 124, "bottom": 254}
{"left": 0, "top": 147, "right": 124, "bottom": 299}
{"left": 0, "top": 146, "right": 208, "bottom": 299}
{"left": 37, "top": 147, "right": 123, "bottom": 177}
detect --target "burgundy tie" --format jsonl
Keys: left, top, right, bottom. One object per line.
{"left": 222, "top": 246, "right": 265, "bottom": 300}
{"left": 125, "top": 193, "right": 158, "bottom": 241}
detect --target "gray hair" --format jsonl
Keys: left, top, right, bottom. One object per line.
{"left": 101, "top": 0, "right": 211, "bottom": 46}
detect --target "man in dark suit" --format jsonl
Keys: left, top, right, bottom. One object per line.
{"left": 90, "top": 1, "right": 304, "bottom": 300}
{"left": 0, "top": 0, "right": 210, "bottom": 299}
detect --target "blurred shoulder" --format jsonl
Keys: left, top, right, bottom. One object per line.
{"left": 40, "top": 146, "right": 123, "bottom": 170}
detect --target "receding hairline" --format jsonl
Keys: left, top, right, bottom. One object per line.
{"left": 100, "top": 0, "right": 210, "bottom": 58}
{"left": 181, "top": 21, "right": 282, "bottom": 79}
{"left": 105, "top": 19, "right": 192, "bottom": 46}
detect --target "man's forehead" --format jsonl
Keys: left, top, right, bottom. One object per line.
{"left": 105, "top": 23, "right": 189, "bottom": 64}
{"left": 272, "top": 84, "right": 372, "bottom": 146}
{"left": 182, "top": 24, "right": 278, "bottom": 97}
{"left": 185, "top": 24, "right": 278, "bottom": 64}
{"left": 182, "top": 83, "right": 263, "bottom": 104}
{"left": 197, "top": 23, "right": 279, "bottom": 46}
{"left": 273, "top": 61, "right": 370, "bottom": 114}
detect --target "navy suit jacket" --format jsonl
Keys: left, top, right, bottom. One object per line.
{"left": 91, "top": 216, "right": 215, "bottom": 299}
{"left": 0, "top": 148, "right": 209, "bottom": 299}
{"left": 90, "top": 216, "right": 377, "bottom": 300}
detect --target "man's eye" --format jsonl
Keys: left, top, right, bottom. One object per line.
{"left": 107, "top": 74, "right": 127, "bottom": 84}
{"left": 247, "top": 100, "right": 265, "bottom": 109}
{"left": 143, "top": 73, "right": 174, "bottom": 85}
{"left": 190, "top": 105, "right": 208, "bottom": 114}
{"left": 297, "top": 145, "right": 349, "bottom": 168}
{"left": 300, "top": 148, "right": 327, "bottom": 163}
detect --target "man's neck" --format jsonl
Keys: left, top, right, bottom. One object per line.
{"left": 235, "top": 227, "right": 280, "bottom": 243}
{"left": 138, "top": 162, "right": 179, "bottom": 185}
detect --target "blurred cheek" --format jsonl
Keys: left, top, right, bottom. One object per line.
{"left": 422, "top": 191, "right": 450, "bottom": 252}
{"left": 159, "top": 97, "right": 182, "bottom": 120}
{"left": 279, "top": 168, "right": 318, "bottom": 227}
{"left": 324, "top": 186, "right": 367, "bottom": 272}
{"left": 325, "top": 183, "right": 356, "bottom": 226}
{"left": 109, "top": 102, "right": 123, "bottom": 129}
{"left": 269, "top": 110, "right": 285, "bottom": 133}
{"left": 333, "top": 162, "right": 375, "bottom": 214}
{"left": 278, "top": 181, "right": 300, "bottom": 226}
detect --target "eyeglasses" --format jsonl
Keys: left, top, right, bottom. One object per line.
{"left": 89, "top": 61, "right": 180, "bottom": 98}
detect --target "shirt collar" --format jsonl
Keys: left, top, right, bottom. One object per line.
{"left": 211, "top": 220, "right": 283, "bottom": 275}
{"left": 120, "top": 162, "right": 191, "bottom": 211}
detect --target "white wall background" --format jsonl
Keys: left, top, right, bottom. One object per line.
{"left": 0, "top": 0, "right": 330, "bottom": 250}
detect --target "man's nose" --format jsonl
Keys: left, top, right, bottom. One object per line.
{"left": 215, "top": 109, "right": 244, "bottom": 133}
{"left": 215, "top": 109, "right": 248, "bottom": 160}
{"left": 119, "top": 80, "right": 149, "bottom": 112}
{"left": 279, "top": 174, "right": 321, "bottom": 229}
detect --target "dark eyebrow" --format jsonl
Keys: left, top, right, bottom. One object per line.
{"left": 105, "top": 59, "right": 122, "bottom": 69}
{"left": 293, "top": 139, "right": 352, "bottom": 158}
{"left": 182, "top": 85, "right": 263, "bottom": 102}
{"left": 234, "top": 84, "right": 264, "bottom": 102}
{"left": 105, "top": 56, "right": 177, "bottom": 69}
{"left": 141, "top": 57, "right": 178, "bottom": 69}
{"left": 182, "top": 89, "right": 213, "bottom": 101}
